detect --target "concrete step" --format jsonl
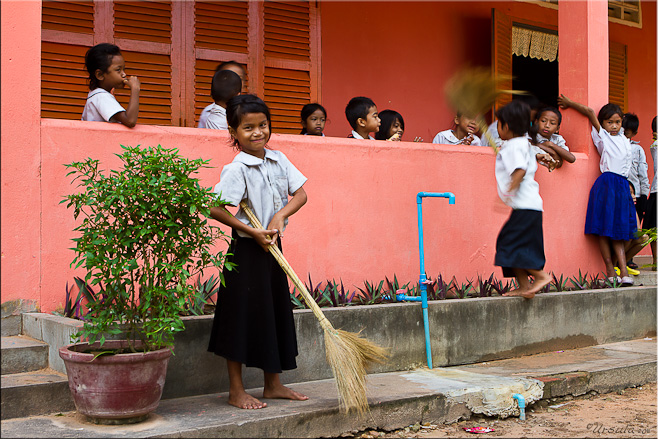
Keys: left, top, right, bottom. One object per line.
{"left": 0, "top": 338, "right": 654, "bottom": 438}
{"left": 0, "top": 369, "right": 74, "bottom": 420}
{"left": 1, "top": 336, "right": 49, "bottom": 375}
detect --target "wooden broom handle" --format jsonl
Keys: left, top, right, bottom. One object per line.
{"left": 239, "top": 201, "right": 333, "bottom": 331}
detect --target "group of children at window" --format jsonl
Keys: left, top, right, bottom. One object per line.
{"left": 82, "top": 42, "right": 656, "bottom": 292}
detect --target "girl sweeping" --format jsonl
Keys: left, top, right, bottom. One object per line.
{"left": 558, "top": 94, "right": 636, "bottom": 286}
{"left": 208, "top": 94, "right": 309, "bottom": 409}
{"left": 494, "top": 100, "right": 554, "bottom": 299}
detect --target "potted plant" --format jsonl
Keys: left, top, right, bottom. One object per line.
{"left": 59, "top": 145, "right": 230, "bottom": 423}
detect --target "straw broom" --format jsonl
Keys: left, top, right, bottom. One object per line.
{"left": 444, "top": 67, "right": 524, "bottom": 154}
{"left": 239, "top": 201, "right": 388, "bottom": 414}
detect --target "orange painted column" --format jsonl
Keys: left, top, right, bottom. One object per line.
{"left": 557, "top": 0, "right": 610, "bottom": 269}
{"left": 558, "top": 0, "right": 609, "bottom": 160}
{"left": 1, "top": 1, "right": 42, "bottom": 308}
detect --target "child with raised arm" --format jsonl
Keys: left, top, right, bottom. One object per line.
{"left": 558, "top": 94, "right": 636, "bottom": 285}
{"left": 528, "top": 107, "right": 576, "bottom": 170}
{"left": 345, "top": 96, "right": 381, "bottom": 139}
{"left": 208, "top": 94, "right": 309, "bottom": 409}
{"left": 82, "top": 43, "right": 140, "bottom": 127}
{"left": 204, "top": 70, "right": 242, "bottom": 130}
{"left": 432, "top": 112, "right": 482, "bottom": 146}
{"left": 494, "top": 101, "right": 553, "bottom": 299}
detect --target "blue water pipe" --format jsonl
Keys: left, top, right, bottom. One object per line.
{"left": 512, "top": 394, "right": 526, "bottom": 420}
{"left": 396, "top": 191, "right": 455, "bottom": 369}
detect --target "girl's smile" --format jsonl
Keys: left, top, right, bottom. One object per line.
{"left": 230, "top": 112, "right": 270, "bottom": 158}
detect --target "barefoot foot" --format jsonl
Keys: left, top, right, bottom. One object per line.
{"left": 524, "top": 272, "right": 551, "bottom": 297}
{"left": 228, "top": 391, "right": 267, "bottom": 409}
{"left": 263, "top": 384, "right": 309, "bottom": 401}
{"left": 503, "top": 288, "right": 527, "bottom": 297}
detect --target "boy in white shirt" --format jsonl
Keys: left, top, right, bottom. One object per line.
{"left": 198, "top": 61, "right": 246, "bottom": 128}
{"left": 205, "top": 70, "right": 242, "bottom": 130}
{"left": 345, "top": 96, "right": 380, "bottom": 140}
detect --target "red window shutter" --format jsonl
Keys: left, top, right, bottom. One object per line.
{"left": 492, "top": 9, "right": 513, "bottom": 115}
{"left": 264, "top": 1, "right": 310, "bottom": 61}
{"left": 264, "top": 67, "right": 310, "bottom": 134}
{"left": 113, "top": 51, "right": 172, "bottom": 125}
{"left": 114, "top": 1, "right": 172, "bottom": 44}
{"left": 42, "top": 0, "right": 94, "bottom": 34}
{"left": 609, "top": 41, "right": 627, "bottom": 112}
{"left": 41, "top": 42, "right": 89, "bottom": 120}
{"left": 195, "top": 0, "right": 249, "bottom": 52}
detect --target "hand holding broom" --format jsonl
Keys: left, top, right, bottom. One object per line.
{"left": 239, "top": 201, "right": 388, "bottom": 414}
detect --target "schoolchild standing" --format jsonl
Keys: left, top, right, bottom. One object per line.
{"left": 494, "top": 100, "right": 554, "bottom": 299}
{"left": 204, "top": 69, "right": 242, "bottom": 130}
{"left": 208, "top": 94, "right": 309, "bottom": 409}
{"left": 82, "top": 43, "right": 140, "bottom": 127}
{"left": 558, "top": 95, "right": 636, "bottom": 285}
{"left": 643, "top": 116, "right": 657, "bottom": 270}
{"left": 198, "top": 61, "right": 246, "bottom": 128}
{"left": 345, "top": 96, "right": 381, "bottom": 139}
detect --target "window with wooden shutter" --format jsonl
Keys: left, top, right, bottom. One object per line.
{"left": 40, "top": 0, "right": 321, "bottom": 128}
{"left": 41, "top": 1, "right": 94, "bottom": 120}
{"left": 193, "top": 0, "right": 250, "bottom": 126}
{"left": 609, "top": 41, "right": 627, "bottom": 112}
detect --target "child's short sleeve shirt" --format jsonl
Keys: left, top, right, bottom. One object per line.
{"left": 591, "top": 127, "right": 632, "bottom": 177}
{"left": 432, "top": 129, "right": 482, "bottom": 146}
{"left": 214, "top": 149, "right": 307, "bottom": 238}
{"left": 495, "top": 136, "right": 543, "bottom": 211}
{"left": 205, "top": 104, "right": 228, "bottom": 130}
{"left": 198, "top": 103, "right": 214, "bottom": 128}
{"left": 81, "top": 89, "right": 125, "bottom": 122}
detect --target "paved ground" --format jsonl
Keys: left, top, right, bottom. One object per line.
{"left": 1, "top": 338, "right": 655, "bottom": 438}
{"left": 350, "top": 382, "right": 657, "bottom": 438}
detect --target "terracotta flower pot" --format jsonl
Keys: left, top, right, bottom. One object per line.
{"left": 59, "top": 340, "right": 172, "bottom": 423}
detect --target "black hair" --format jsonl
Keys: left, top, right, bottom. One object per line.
{"left": 622, "top": 113, "right": 639, "bottom": 134}
{"left": 653, "top": 116, "right": 657, "bottom": 133}
{"left": 215, "top": 60, "right": 245, "bottom": 74}
{"left": 528, "top": 106, "right": 562, "bottom": 143}
{"left": 85, "top": 43, "right": 122, "bottom": 90}
{"left": 226, "top": 94, "right": 271, "bottom": 149}
{"left": 300, "top": 103, "right": 327, "bottom": 134}
{"left": 345, "top": 96, "right": 376, "bottom": 130}
{"left": 597, "top": 103, "right": 624, "bottom": 125}
{"left": 495, "top": 100, "right": 531, "bottom": 138}
{"left": 375, "top": 110, "right": 404, "bottom": 140}
{"left": 211, "top": 70, "right": 242, "bottom": 103}
{"left": 516, "top": 94, "right": 543, "bottom": 111}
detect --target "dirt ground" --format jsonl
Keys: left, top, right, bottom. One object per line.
{"left": 346, "top": 382, "right": 657, "bottom": 438}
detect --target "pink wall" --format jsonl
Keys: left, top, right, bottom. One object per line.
{"left": 1, "top": 0, "right": 42, "bottom": 308}
{"left": 2, "top": 1, "right": 655, "bottom": 313}
{"left": 36, "top": 119, "right": 596, "bottom": 313}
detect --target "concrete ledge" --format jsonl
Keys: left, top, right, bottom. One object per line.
{"left": 1, "top": 336, "right": 49, "bottom": 375}
{"left": 0, "top": 369, "right": 74, "bottom": 420}
{"left": 21, "top": 287, "right": 657, "bottom": 400}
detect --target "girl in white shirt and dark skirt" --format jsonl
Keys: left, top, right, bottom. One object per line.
{"left": 494, "top": 100, "right": 554, "bottom": 299}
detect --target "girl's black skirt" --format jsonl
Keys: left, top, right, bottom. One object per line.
{"left": 495, "top": 209, "right": 545, "bottom": 278}
{"left": 642, "top": 192, "right": 656, "bottom": 230}
{"left": 208, "top": 230, "right": 298, "bottom": 373}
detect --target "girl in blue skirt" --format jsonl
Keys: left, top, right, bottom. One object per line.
{"left": 558, "top": 95, "right": 636, "bottom": 286}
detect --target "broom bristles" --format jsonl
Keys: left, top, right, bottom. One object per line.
{"left": 238, "top": 201, "right": 390, "bottom": 414}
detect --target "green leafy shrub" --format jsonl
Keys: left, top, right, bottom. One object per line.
{"left": 62, "top": 145, "right": 231, "bottom": 352}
